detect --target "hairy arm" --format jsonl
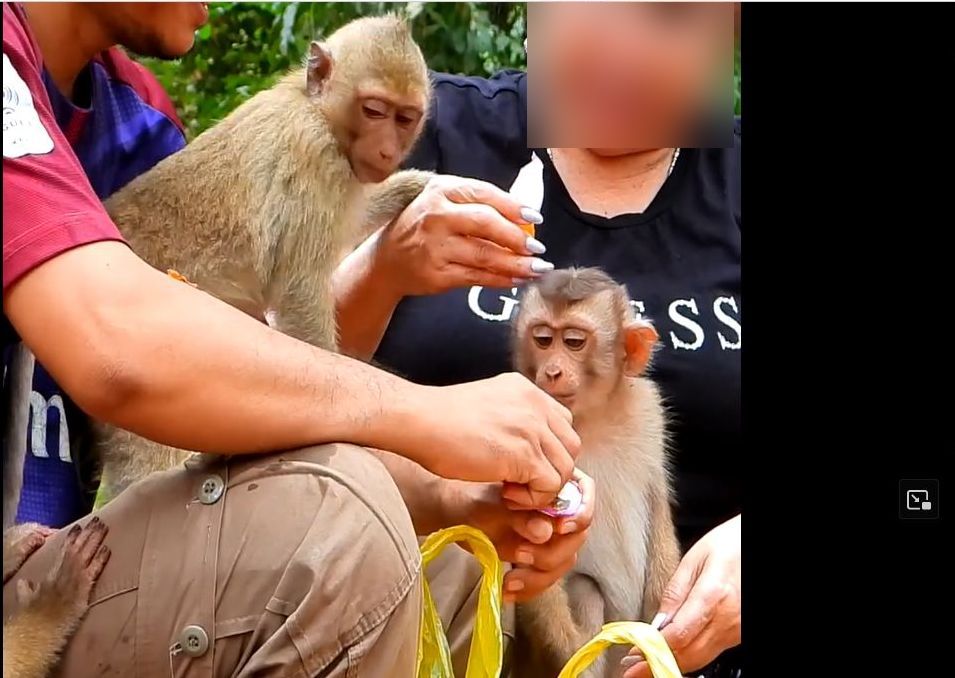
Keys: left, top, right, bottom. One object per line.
{"left": 3, "top": 241, "right": 430, "bottom": 458}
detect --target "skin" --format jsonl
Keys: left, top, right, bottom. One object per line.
{"left": 379, "top": 451, "right": 595, "bottom": 602}
{"left": 622, "top": 515, "right": 741, "bottom": 677}
{"left": 335, "top": 3, "right": 741, "bottom": 656}
{"left": 528, "top": 1, "right": 735, "bottom": 147}
{"left": 7, "top": 3, "right": 582, "bottom": 524}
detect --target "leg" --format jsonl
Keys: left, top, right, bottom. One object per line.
{"left": 641, "top": 484, "right": 681, "bottom": 620}
{"left": 3, "top": 443, "right": 422, "bottom": 677}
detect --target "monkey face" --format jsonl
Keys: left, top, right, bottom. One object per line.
{"left": 346, "top": 90, "right": 426, "bottom": 183}
{"left": 521, "top": 322, "right": 602, "bottom": 413}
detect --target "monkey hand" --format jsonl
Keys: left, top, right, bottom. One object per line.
{"left": 621, "top": 514, "right": 741, "bottom": 678}
{"left": 15, "top": 517, "right": 112, "bottom": 620}
{"left": 418, "top": 373, "right": 580, "bottom": 506}
{"left": 2, "top": 523, "right": 56, "bottom": 583}
{"left": 454, "top": 469, "right": 596, "bottom": 603}
{"left": 372, "top": 174, "right": 551, "bottom": 294}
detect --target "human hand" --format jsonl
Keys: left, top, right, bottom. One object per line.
{"left": 621, "top": 515, "right": 741, "bottom": 678}
{"left": 451, "top": 469, "right": 595, "bottom": 603}
{"left": 418, "top": 373, "right": 581, "bottom": 507}
{"left": 373, "top": 174, "right": 552, "bottom": 296}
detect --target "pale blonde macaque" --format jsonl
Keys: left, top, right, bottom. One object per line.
{"left": 3, "top": 520, "right": 110, "bottom": 678}
{"left": 527, "top": 1, "right": 736, "bottom": 148}
{"left": 95, "top": 15, "right": 434, "bottom": 500}
{"left": 510, "top": 268, "right": 681, "bottom": 678}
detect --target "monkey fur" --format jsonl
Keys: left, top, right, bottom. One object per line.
{"left": 93, "top": 15, "right": 434, "bottom": 502}
{"left": 3, "top": 520, "right": 110, "bottom": 678}
{"left": 509, "top": 267, "right": 682, "bottom": 678}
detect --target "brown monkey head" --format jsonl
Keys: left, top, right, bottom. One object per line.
{"left": 306, "top": 15, "right": 431, "bottom": 184}
{"left": 512, "top": 267, "right": 659, "bottom": 417}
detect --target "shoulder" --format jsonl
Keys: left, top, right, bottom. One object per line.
{"left": 406, "top": 69, "right": 530, "bottom": 187}
{"left": 93, "top": 48, "right": 184, "bottom": 132}
{"left": 3, "top": 2, "right": 43, "bottom": 76}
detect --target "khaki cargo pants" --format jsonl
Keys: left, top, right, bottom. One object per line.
{"left": 3, "top": 443, "right": 512, "bottom": 676}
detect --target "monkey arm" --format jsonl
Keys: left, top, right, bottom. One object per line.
{"left": 2, "top": 241, "right": 438, "bottom": 459}
{"left": 3, "top": 610, "right": 73, "bottom": 678}
{"left": 641, "top": 483, "right": 682, "bottom": 619}
{"left": 334, "top": 171, "right": 433, "bottom": 360}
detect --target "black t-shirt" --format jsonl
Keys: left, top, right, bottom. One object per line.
{"left": 377, "top": 70, "right": 741, "bottom": 552}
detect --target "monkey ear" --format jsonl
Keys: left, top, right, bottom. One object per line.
{"left": 307, "top": 41, "right": 333, "bottom": 96}
{"left": 623, "top": 322, "right": 659, "bottom": 377}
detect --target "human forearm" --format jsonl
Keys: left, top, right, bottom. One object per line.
{"left": 4, "top": 242, "right": 430, "bottom": 457}
{"left": 369, "top": 449, "right": 474, "bottom": 535}
{"left": 333, "top": 229, "right": 404, "bottom": 361}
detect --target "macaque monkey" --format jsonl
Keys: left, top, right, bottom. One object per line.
{"left": 510, "top": 268, "right": 681, "bottom": 678}
{"left": 3, "top": 519, "right": 110, "bottom": 678}
{"left": 95, "top": 15, "right": 434, "bottom": 501}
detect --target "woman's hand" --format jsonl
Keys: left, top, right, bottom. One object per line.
{"left": 373, "top": 174, "right": 552, "bottom": 296}
{"left": 451, "top": 468, "right": 596, "bottom": 603}
{"left": 622, "top": 514, "right": 741, "bottom": 678}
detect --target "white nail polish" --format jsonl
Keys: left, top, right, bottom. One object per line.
{"left": 530, "top": 259, "right": 554, "bottom": 273}
{"left": 526, "top": 236, "right": 546, "bottom": 255}
{"left": 651, "top": 612, "right": 667, "bottom": 629}
{"left": 520, "top": 206, "right": 543, "bottom": 224}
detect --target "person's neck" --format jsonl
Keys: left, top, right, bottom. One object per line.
{"left": 23, "top": 3, "right": 112, "bottom": 100}
{"left": 549, "top": 147, "right": 676, "bottom": 218}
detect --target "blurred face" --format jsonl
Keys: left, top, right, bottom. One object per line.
{"left": 528, "top": 2, "right": 735, "bottom": 148}
{"left": 89, "top": 2, "right": 209, "bottom": 59}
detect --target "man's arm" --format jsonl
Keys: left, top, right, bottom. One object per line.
{"left": 4, "top": 240, "right": 580, "bottom": 497}
{"left": 4, "top": 241, "right": 421, "bottom": 456}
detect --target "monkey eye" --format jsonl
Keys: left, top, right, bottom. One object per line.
{"left": 362, "top": 99, "right": 389, "bottom": 119}
{"left": 532, "top": 326, "right": 554, "bottom": 349}
{"left": 562, "top": 329, "right": 588, "bottom": 351}
{"left": 396, "top": 110, "right": 421, "bottom": 127}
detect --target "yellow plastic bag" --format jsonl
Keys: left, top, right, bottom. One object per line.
{"left": 417, "top": 526, "right": 505, "bottom": 678}
{"left": 558, "top": 621, "right": 682, "bottom": 678}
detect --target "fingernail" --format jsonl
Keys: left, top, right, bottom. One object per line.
{"left": 521, "top": 206, "right": 543, "bottom": 224}
{"left": 525, "top": 236, "right": 546, "bottom": 255}
{"left": 506, "top": 578, "right": 525, "bottom": 592}
{"left": 512, "top": 278, "right": 528, "bottom": 286}
{"left": 559, "top": 521, "right": 577, "bottom": 535}
{"left": 515, "top": 549, "right": 534, "bottom": 566}
{"left": 530, "top": 259, "right": 555, "bottom": 274}
{"left": 620, "top": 655, "right": 642, "bottom": 668}
{"left": 651, "top": 612, "right": 668, "bottom": 629}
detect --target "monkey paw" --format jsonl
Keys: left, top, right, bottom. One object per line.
{"left": 3, "top": 522, "right": 56, "bottom": 583}
{"left": 38, "top": 517, "right": 111, "bottom": 613}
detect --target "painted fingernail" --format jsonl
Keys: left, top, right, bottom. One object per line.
{"left": 558, "top": 521, "right": 577, "bottom": 535}
{"left": 506, "top": 578, "right": 525, "bottom": 592}
{"left": 515, "top": 549, "right": 535, "bottom": 566}
{"left": 525, "top": 236, "right": 547, "bottom": 255}
{"left": 620, "top": 655, "right": 642, "bottom": 668}
{"left": 651, "top": 612, "right": 668, "bottom": 629}
{"left": 521, "top": 206, "right": 543, "bottom": 224}
{"left": 530, "top": 259, "right": 555, "bottom": 274}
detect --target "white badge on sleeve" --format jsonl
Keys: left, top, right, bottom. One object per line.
{"left": 3, "top": 52, "right": 55, "bottom": 158}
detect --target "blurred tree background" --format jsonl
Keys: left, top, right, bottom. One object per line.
{"left": 140, "top": 2, "right": 741, "bottom": 140}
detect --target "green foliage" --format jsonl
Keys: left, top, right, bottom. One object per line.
{"left": 140, "top": 2, "right": 741, "bottom": 139}
{"left": 141, "top": 2, "right": 527, "bottom": 139}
